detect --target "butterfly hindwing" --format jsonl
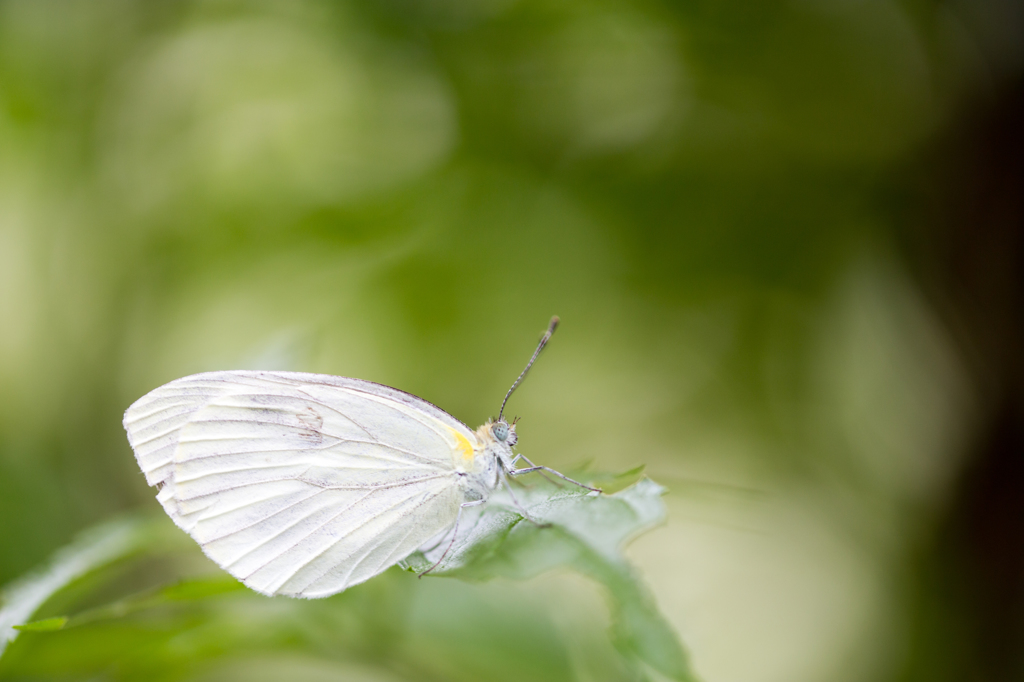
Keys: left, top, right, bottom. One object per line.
{"left": 124, "top": 371, "right": 476, "bottom": 597}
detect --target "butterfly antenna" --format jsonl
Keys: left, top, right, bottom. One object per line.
{"left": 498, "top": 316, "right": 559, "bottom": 422}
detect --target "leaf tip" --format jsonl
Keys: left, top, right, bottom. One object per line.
{"left": 13, "top": 616, "right": 68, "bottom": 632}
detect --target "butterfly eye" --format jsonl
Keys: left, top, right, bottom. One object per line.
{"left": 492, "top": 422, "right": 509, "bottom": 441}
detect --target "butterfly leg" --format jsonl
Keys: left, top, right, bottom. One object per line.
{"left": 509, "top": 464, "right": 602, "bottom": 493}
{"left": 418, "top": 499, "right": 486, "bottom": 578}
{"left": 509, "top": 453, "right": 560, "bottom": 487}
{"left": 499, "top": 468, "right": 550, "bottom": 527}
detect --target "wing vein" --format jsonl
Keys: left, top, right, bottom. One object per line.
{"left": 202, "top": 488, "right": 326, "bottom": 543}
{"left": 310, "top": 489, "right": 441, "bottom": 594}
{"left": 272, "top": 483, "right": 437, "bottom": 590}
{"left": 178, "top": 437, "right": 443, "bottom": 466}
{"left": 229, "top": 489, "right": 378, "bottom": 573}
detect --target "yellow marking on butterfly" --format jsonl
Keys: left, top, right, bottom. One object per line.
{"left": 449, "top": 428, "right": 476, "bottom": 463}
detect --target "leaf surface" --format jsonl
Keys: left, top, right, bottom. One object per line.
{"left": 401, "top": 477, "right": 697, "bottom": 681}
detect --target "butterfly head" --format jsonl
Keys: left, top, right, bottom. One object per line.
{"left": 486, "top": 417, "right": 518, "bottom": 447}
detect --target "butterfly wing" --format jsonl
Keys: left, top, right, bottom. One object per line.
{"left": 123, "top": 371, "right": 479, "bottom": 598}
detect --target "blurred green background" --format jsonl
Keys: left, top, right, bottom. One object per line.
{"left": 1, "top": 0, "right": 1022, "bottom": 680}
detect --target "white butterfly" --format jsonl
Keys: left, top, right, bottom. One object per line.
{"left": 123, "top": 317, "right": 598, "bottom": 598}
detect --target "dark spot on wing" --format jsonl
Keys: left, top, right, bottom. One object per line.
{"left": 296, "top": 406, "right": 324, "bottom": 445}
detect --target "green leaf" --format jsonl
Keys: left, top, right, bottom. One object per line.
{"left": 42, "top": 575, "right": 247, "bottom": 631}
{"left": 12, "top": 617, "right": 67, "bottom": 632}
{"left": 158, "top": 575, "right": 245, "bottom": 602}
{"left": 587, "top": 465, "right": 647, "bottom": 495}
{"left": 400, "top": 477, "right": 698, "bottom": 681}
{"left": 0, "top": 516, "right": 153, "bottom": 659}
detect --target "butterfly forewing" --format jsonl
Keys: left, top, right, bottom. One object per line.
{"left": 123, "top": 371, "right": 477, "bottom": 597}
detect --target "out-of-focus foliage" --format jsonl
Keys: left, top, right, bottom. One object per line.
{"left": 0, "top": 518, "right": 153, "bottom": 656}
{"left": 0, "top": 0, "right": 1021, "bottom": 680}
